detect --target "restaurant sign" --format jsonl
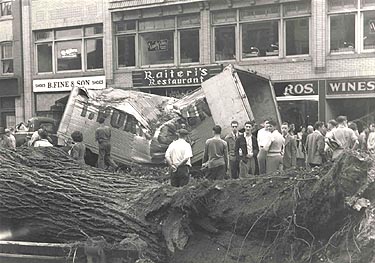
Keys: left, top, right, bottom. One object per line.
{"left": 132, "top": 65, "right": 223, "bottom": 88}
{"left": 326, "top": 79, "right": 375, "bottom": 95}
{"left": 273, "top": 81, "right": 318, "bottom": 97}
{"left": 33, "top": 76, "right": 106, "bottom": 93}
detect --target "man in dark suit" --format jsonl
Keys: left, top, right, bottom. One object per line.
{"left": 306, "top": 121, "right": 326, "bottom": 168}
{"left": 235, "top": 121, "right": 259, "bottom": 177}
{"left": 281, "top": 122, "right": 297, "bottom": 169}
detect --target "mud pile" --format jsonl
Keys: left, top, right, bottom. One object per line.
{"left": 0, "top": 147, "right": 374, "bottom": 263}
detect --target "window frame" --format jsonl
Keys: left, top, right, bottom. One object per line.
{"left": 114, "top": 14, "right": 201, "bottom": 69}
{"left": 212, "top": 2, "right": 311, "bottom": 63}
{"left": 34, "top": 24, "right": 104, "bottom": 74}
{"left": 0, "top": 1, "right": 12, "bottom": 18}
{"left": 0, "top": 42, "right": 13, "bottom": 75}
{"left": 327, "top": 0, "right": 375, "bottom": 55}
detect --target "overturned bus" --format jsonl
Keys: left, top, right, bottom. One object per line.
{"left": 57, "top": 65, "right": 281, "bottom": 165}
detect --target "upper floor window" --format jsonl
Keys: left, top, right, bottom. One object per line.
{"left": 0, "top": 1, "right": 11, "bottom": 17}
{"left": 329, "top": 0, "right": 375, "bottom": 54}
{"left": 115, "top": 14, "right": 200, "bottom": 68}
{"left": 34, "top": 24, "right": 103, "bottom": 73}
{"left": 212, "top": 1, "right": 310, "bottom": 62}
{"left": 1, "top": 42, "right": 13, "bottom": 74}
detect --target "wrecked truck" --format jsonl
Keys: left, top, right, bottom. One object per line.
{"left": 57, "top": 64, "right": 281, "bottom": 165}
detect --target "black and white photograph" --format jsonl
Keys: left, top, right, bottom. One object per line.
{"left": 0, "top": 0, "right": 374, "bottom": 262}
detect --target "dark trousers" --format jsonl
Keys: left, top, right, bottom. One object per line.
{"left": 97, "top": 141, "right": 118, "bottom": 170}
{"left": 206, "top": 165, "right": 226, "bottom": 180}
{"left": 229, "top": 158, "right": 240, "bottom": 179}
{"left": 170, "top": 165, "right": 190, "bottom": 187}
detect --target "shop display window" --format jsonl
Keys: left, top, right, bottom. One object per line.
{"left": 285, "top": 18, "right": 309, "bottom": 56}
{"left": 34, "top": 24, "right": 103, "bottom": 73}
{"left": 215, "top": 26, "right": 236, "bottom": 61}
{"left": 118, "top": 35, "right": 136, "bottom": 67}
{"left": 363, "top": 11, "right": 375, "bottom": 49}
{"left": 330, "top": 14, "right": 355, "bottom": 53}
{"left": 0, "top": 1, "right": 11, "bottom": 17}
{"left": 1, "top": 42, "right": 13, "bottom": 74}
{"left": 180, "top": 30, "right": 199, "bottom": 63}
{"left": 242, "top": 21, "right": 279, "bottom": 58}
{"left": 140, "top": 31, "right": 174, "bottom": 65}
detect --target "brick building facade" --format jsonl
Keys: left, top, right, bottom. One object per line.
{"left": 18, "top": 0, "right": 375, "bottom": 130}
{"left": 0, "top": 0, "right": 22, "bottom": 128}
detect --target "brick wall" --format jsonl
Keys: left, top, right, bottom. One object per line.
{"left": 31, "top": 0, "right": 104, "bottom": 30}
{"left": 0, "top": 20, "right": 12, "bottom": 42}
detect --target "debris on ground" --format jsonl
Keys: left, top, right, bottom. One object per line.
{"left": 0, "top": 147, "right": 374, "bottom": 263}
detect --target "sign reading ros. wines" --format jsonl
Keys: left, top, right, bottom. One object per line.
{"left": 326, "top": 79, "right": 375, "bottom": 95}
{"left": 132, "top": 65, "right": 223, "bottom": 88}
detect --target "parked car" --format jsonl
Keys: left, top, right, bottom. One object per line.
{"left": 15, "top": 117, "right": 59, "bottom": 147}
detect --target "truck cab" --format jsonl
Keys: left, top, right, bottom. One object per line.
{"left": 15, "top": 117, "right": 58, "bottom": 147}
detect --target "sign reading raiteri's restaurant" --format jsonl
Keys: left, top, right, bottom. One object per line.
{"left": 33, "top": 76, "right": 106, "bottom": 93}
{"left": 132, "top": 65, "right": 223, "bottom": 88}
{"left": 326, "top": 79, "right": 375, "bottom": 96}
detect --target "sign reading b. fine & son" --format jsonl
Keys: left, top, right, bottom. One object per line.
{"left": 132, "top": 65, "right": 223, "bottom": 88}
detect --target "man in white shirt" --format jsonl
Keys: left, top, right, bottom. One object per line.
{"left": 257, "top": 120, "right": 271, "bottom": 174}
{"left": 326, "top": 116, "right": 358, "bottom": 160}
{"left": 33, "top": 130, "right": 53, "bottom": 147}
{"left": 165, "top": 129, "right": 193, "bottom": 187}
{"left": 264, "top": 120, "right": 285, "bottom": 174}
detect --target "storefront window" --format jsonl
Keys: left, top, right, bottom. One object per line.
{"left": 215, "top": 26, "right": 235, "bottom": 61}
{"left": 57, "top": 41, "right": 82, "bottom": 71}
{"left": 285, "top": 18, "right": 309, "bottom": 56}
{"left": 140, "top": 31, "right": 174, "bottom": 65}
{"left": 180, "top": 30, "right": 199, "bottom": 63}
{"left": 34, "top": 24, "right": 103, "bottom": 73}
{"left": 0, "top": 1, "right": 11, "bottom": 17}
{"left": 1, "top": 42, "right": 13, "bottom": 74}
{"left": 37, "top": 44, "right": 52, "bottom": 73}
{"left": 330, "top": 14, "right": 355, "bottom": 53}
{"left": 363, "top": 11, "right": 375, "bottom": 49}
{"left": 118, "top": 35, "right": 135, "bottom": 67}
{"left": 242, "top": 21, "right": 279, "bottom": 58}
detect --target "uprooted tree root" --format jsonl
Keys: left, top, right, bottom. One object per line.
{"left": 0, "top": 147, "right": 374, "bottom": 263}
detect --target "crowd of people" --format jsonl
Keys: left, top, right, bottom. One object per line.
{"left": 0, "top": 118, "right": 119, "bottom": 171}
{"left": 165, "top": 115, "right": 365, "bottom": 187}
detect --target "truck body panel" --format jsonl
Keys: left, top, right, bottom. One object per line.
{"left": 57, "top": 65, "right": 280, "bottom": 166}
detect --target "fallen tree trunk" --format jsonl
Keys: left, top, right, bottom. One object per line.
{"left": 0, "top": 147, "right": 374, "bottom": 263}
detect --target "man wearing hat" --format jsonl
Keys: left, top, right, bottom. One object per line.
{"left": 165, "top": 128, "right": 193, "bottom": 187}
